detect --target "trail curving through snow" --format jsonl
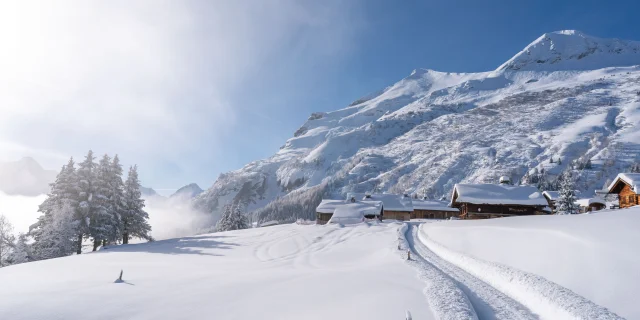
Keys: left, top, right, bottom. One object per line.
{"left": 416, "top": 223, "right": 624, "bottom": 320}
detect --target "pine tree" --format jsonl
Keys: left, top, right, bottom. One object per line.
{"left": 31, "top": 158, "right": 81, "bottom": 258}
{"left": 8, "top": 233, "right": 32, "bottom": 265}
{"left": 556, "top": 171, "right": 578, "bottom": 215}
{"left": 108, "top": 155, "right": 126, "bottom": 244}
{"left": 550, "top": 157, "right": 554, "bottom": 164}
{"left": 76, "top": 150, "right": 98, "bottom": 253}
{"left": 91, "top": 154, "right": 116, "bottom": 249}
{"left": 585, "top": 159, "right": 592, "bottom": 169}
{"left": 0, "top": 215, "right": 16, "bottom": 267}
{"left": 122, "top": 165, "right": 151, "bottom": 244}
{"left": 558, "top": 158, "right": 562, "bottom": 165}
{"left": 32, "top": 203, "right": 78, "bottom": 260}
{"left": 216, "top": 204, "right": 249, "bottom": 232}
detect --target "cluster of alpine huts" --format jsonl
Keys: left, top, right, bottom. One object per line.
{"left": 315, "top": 173, "right": 640, "bottom": 224}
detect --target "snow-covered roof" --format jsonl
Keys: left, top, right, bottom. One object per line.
{"left": 451, "top": 184, "right": 548, "bottom": 206}
{"left": 316, "top": 199, "right": 346, "bottom": 214}
{"left": 576, "top": 197, "right": 606, "bottom": 207}
{"left": 542, "top": 191, "right": 560, "bottom": 201}
{"left": 412, "top": 199, "right": 459, "bottom": 212}
{"left": 607, "top": 173, "right": 640, "bottom": 194}
{"left": 328, "top": 202, "right": 382, "bottom": 224}
{"left": 365, "top": 194, "right": 413, "bottom": 212}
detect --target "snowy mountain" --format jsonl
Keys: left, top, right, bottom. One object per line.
{"left": 139, "top": 186, "right": 161, "bottom": 198}
{"left": 0, "top": 157, "right": 57, "bottom": 196}
{"left": 194, "top": 30, "right": 640, "bottom": 223}
{"left": 170, "top": 183, "right": 203, "bottom": 199}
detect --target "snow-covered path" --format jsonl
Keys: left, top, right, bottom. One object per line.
{"left": 404, "top": 223, "right": 537, "bottom": 320}
{"left": 414, "top": 221, "right": 624, "bottom": 320}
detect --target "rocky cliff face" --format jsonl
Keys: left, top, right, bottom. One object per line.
{"left": 194, "top": 30, "right": 640, "bottom": 223}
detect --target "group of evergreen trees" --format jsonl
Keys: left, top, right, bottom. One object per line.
{"left": 215, "top": 204, "right": 249, "bottom": 231}
{"left": 5, "top": 150, "right": 153, "bottom": 265}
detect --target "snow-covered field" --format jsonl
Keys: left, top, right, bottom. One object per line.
{"left": 0, "top": 222, "right": 432, "bottom": 320}
{"left": 421, "top": 208, "right": 640, "bottom": 319}
{"left": 1, "top": 209, "right": 637, "bottom": 319}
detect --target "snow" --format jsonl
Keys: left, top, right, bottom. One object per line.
{"left": 0, "top": 223, "right": 435, "bottom": 320}
{"left": 452, "top": 184, "right": 548, "bottom": 206}
{"left": 367, "top": 193, "right": 414, "bottom": 212}
{"left": 315, "top": 199, "right": 346, "bottom": 213}
{"left": 327, "top": 201, "right": 381, "bottom": 224}
{"left": 412, "top": 199, "right": 459, "bottom": 212}
{"left": 607, "top": 173, "right": 640, "bottom": 193}
{"left": 421, "top": 209, "right": 640, "bottom": 319}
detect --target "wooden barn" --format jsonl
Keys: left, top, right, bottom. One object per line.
{"left": 364, "top": 193, "right": 413, "bottom": 221}
{"left": 576, "top": 197, "right": 606, "bottom": 213}
{"left": 450, "top": 183, "right": 549, "bottom": 219}
{"left": 411, "top": 199, "right": 460, "bottom": 219}
{"left": 607, "top": 173, "right": 640, "bottom": 208}
{"left": 315, "top": 200, "right": 345, "bottom": 225}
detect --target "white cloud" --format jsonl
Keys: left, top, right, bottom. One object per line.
{"left": 0, "top": 0, "right": 363, "bottom": 185}
{"left": 0, "top": 192, "right": 46, "bottom": 236}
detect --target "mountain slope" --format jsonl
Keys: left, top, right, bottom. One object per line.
{"left": 194, "top": 30, "right": 640, "bottom": 223}
{"left": 0, "top": 157, "right": 57, "bottom": 196}
{"left": 170, "top": 183, "right": 203, "bottom": 199}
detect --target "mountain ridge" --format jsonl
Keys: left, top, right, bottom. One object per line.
{"left": 194, "top": 30, "right": 640, "bottom": 223}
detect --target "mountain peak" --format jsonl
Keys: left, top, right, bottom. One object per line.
{"left": 170, "top": 183, "right": 204, "bottom": 199}
{"left": 497, "top": 30, "right": 640, "bottom": 71}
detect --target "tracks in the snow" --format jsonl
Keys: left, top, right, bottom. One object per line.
{"left": 405, "top": 223, "right": 538, "bottom": 320}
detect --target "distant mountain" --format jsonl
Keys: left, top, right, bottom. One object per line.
{"left": 140, "top": 186, "right": 161, "bottom": 198}
{"left": 194, "top": 30, "right": 640, "bottom": 224}
{"left": 170, "top": 183, "right": 203, "bottom": 199}
{"left": 0, "top": 157, "right": 57, "bottom": 196}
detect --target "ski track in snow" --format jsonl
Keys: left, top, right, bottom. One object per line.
{"left": 416, "top": 223, "right": 624, "bottom": 320}
{"left": 406, "top": 223, "right": 537, "bottom": 320}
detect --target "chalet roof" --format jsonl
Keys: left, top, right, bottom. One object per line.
{"left": 316, "top": 199, "right": 346, "bottom": 214}
{"left": 576, "top": 197, "right": 606, "bottom": 207}
{"left": 412, "top": 199, "right": 459, "bottom": 212}
{"left": 328, "top": 202, "right": 382, "bottom": 224}
{"left": 607, "top": 173, "right": 640, "bottom": 194}
{"left": 365, "top": 193, "right": 414, "bottom": 212}
{"left": 451, "top": 183, "right": 548, "bottom": 206}
{"left": 542, "top": 191, "right": 560, "bottom": 201}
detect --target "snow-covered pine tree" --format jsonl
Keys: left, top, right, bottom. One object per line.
{"left": 108, "top": 155, "right": 126, "bottom": 244}
{"left": 8, "top": 233, "right": 32, "bottom": 265}
{"left": 122, "top": 165, "right": 151, "bottom": 244}
{"left": 0, "top": 215, "right": 16, "bottom": 267}
{"left": 31, "top": 203, "right": 78, "bottom": 260}
{"left": 91, "top": 154, "right": 117, "bottom": 249}
{"left": 76, "top": 150, "right": 98, "bottom": 253}
{"left": 556, "top": 171, "right": 578, "bottom": 215}
{"left": 31, "top": 158, "right": 81, "bottom": 258}
{"left": 216, "top": 204, "right": 249, "bottom": 232}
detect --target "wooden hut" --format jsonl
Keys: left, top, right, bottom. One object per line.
{"left": 411, "top": 199, "right": 460, "bottom": 219}
{"left": 364, "top": 193, "right": 413, "bottom": 221}
{"left": 576, "top": 197, "right": 606, "bottom": 213}
{"left": 606, "top": 173, "right": 640, "bottom": 208}
{"left": 315, "top": 200, "right": 345, "bottom": 225}
{"left": 450, "top": 184, "right": 549, "bottom": 219}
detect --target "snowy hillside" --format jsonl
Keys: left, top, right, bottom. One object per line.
{"left": 2, "top": 211, "right": 637, "bottom": 319}
{"left": 0, "top": 157, "right": 57, "bottom": 196}
{"left": 195, "top": 30, "right": 640, "bottom": 223}
{"left": 0, "top": 223, "right": 433, "bottom": 320}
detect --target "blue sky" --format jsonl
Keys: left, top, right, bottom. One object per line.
{"left": 1, "top": 0, "right": 639, "bottom": 194}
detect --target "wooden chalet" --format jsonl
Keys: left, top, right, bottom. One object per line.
{"left": 316, "top": 198, "right": 383, "bottom": 224}
{"left": 576, "top": 197, "right": 606, "bottom": 213}
{"left": 607, "top": 173, "right": 640, "bottom": 208}
{"left": 364, "top": 193, "right": 413, "bottom": 221}
{"left": 450, "top": 183, "right": 549, "bottom": 219}
{"left": 411, "top": 199, "right": 460, "bottom": 219}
